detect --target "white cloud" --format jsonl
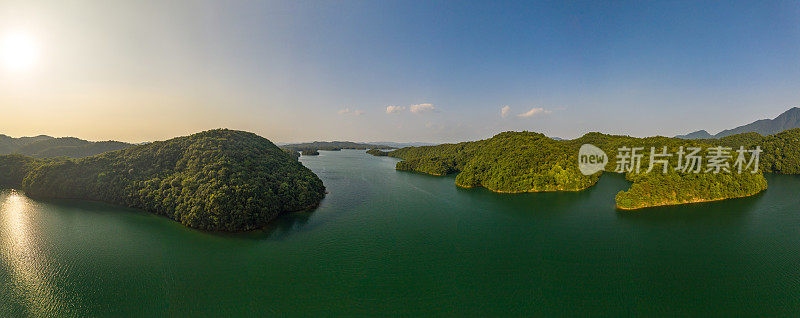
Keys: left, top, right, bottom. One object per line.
{"left": 517, "top": 107, "right": 552, "bottom": 118}
{"left": 385, "top": 103, "right": 436, "bottom": 115}
{"left": 385, "top": 105, "right": 405, "bottom": 114}
{"left": 409, "top": 103, "right": 436, "bottom": 114}
{"left": 339, "top": 108, "right": 364, "bottom": 116}
{"left": 500, "top": 105, "right": 511, "bottom": 118}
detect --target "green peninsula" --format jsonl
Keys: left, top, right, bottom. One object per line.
{"left": 0, "top": 129, "right": 325, "bottom": 231}
{"left": 370, "top": 129, "right": 800, "bottom": 209}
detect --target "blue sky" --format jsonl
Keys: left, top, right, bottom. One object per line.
{"left": 1, "top": 0, "right": 799, "bottom": 142}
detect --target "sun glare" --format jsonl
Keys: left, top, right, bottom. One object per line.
{"left": 1, "top": 31, "right": 40, "bottom": 72}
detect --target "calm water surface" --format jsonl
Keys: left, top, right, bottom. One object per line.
{"left": 1, "top": 150, "right": 799, "bottom": 316}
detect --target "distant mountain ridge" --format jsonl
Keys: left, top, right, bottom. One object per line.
{"left": 676, "top": 107, "right": 800, "bottom": 139}
{"left": 675, "top": 130, "right": 713, "bottom": 139}
{"left": 0, "top": 134, "right": 134, "bottom": 158}
{"left": 368, "top": 141, "right": 438, "bottom": 148}
{"left": 281, "top": 141, "right": 396, "bottom": 152}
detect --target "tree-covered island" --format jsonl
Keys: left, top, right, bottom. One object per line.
{"left": 0, "top": 129, "right": 326, "bottom": 231}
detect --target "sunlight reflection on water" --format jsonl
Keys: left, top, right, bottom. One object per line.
{"left": 1, "top": 190, "right": 62, "bottom": 315}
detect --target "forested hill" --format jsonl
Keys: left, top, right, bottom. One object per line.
{"left": 281, "top": 141, "right": 395, "bottom": 153}
{"left": 0, "top": 134, "right": 133, "bottom": 158}
{"left": 384, "top": 131, "right": 599, "bottom": 192}
{"left": 371, "top": 129, "right": 800, "bottom": 209}
{"left": 0, "top": 129, "right": 326, "bottom": 231}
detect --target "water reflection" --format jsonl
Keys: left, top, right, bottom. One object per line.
{"left": 456, "top": 185, "right": 590, "bottom": 218}
{"left": 453, "top": 173, "right": 629, "bottom": 219}
{"left": 259, "top": 210, "right": 316, "bottom": 239}
{"left": 201, "top": 208, "right": 319, "bottom": 241}
{"left": 616, "top": 192, "right": 761, "bottom": 225}
{"left": 0, "top": 190, "right": 63, "bottom": 315}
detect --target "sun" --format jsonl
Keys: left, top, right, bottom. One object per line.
{"left": 2, "top": 31, "right": 40, "bottom": 72}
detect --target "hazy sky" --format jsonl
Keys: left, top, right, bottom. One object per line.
{"left": 1, "top": 0, "right": 799, "bottom": 143}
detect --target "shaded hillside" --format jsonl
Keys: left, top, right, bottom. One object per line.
{"left": 0, "top": 134, "right": 52, "bottom": 154}
{"left": 0, "top": 134, "right": 133, "bottom": 158}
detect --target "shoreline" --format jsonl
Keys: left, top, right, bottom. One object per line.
{"left": 455, "top": 180, "right": 597, "bottom": 193}
{"left": 615, "top": 189, "right": 767, "bottom": 210}
{"left": 394, "top": 163, "right": 770, "bottom": 210}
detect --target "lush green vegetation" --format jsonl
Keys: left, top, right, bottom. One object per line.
{"left": 453, "top": 132, "right": 598, "bottom": 192}
{"left": 372, "top": 129, "right": 800, "bottom": 209}
{"left": 365, "top": 149, "right": 389, "bottom": 156}
{"left": 567, "top": 132, "right": 773, "bottom": 208}
{"left": 0, "top": 154, "right": 45, "bottom": 188}
{"left": 283, "top": 148, "right": 301, "bottom": 160}
{"left": 386, "top": 140, "right": 483, "bottom": 175}
{"left": 733, "top": 129, "right": 800, "bottom": 174}
{"left": 616, "top": 170, "right": 767, "bottom": 209}
{"left": 384, "top": 132, "right": 597, "bottom": 192}
{"left": 300, "top": 149, "right": 320, "bottom": 156}
{"left": 685, "top": 129, "right": 800, "bottom": 174}
{"left": 0, "top": 134, "right": 133, "bottom": 158}
{"left": 0, "top": 129, "right": 326, "bottom": 231}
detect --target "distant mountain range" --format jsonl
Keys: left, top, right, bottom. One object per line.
{"left": 367, "top": 141, "right": 438, "bottom": 148}
{"left": 279, "top": 141, "right": 437, "bottom": 150}
{"left": 0, "top": 134, "right": 133, "bottom": 158}
{"left": 675, "top": 130, "right": 714, "bottom": 139}
{"left": 280, "top": 141, "right": 396, "bottom": 152}
{"left": 676, "top": 107, "right": 800, "bottom": 139}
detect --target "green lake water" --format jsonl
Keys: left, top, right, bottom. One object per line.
{"left": 1, "top": 149, "right": 799, "bottom": 316}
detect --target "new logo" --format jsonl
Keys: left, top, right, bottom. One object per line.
{"left": 578, "top": 144, "right": 607, "bottom": 175}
